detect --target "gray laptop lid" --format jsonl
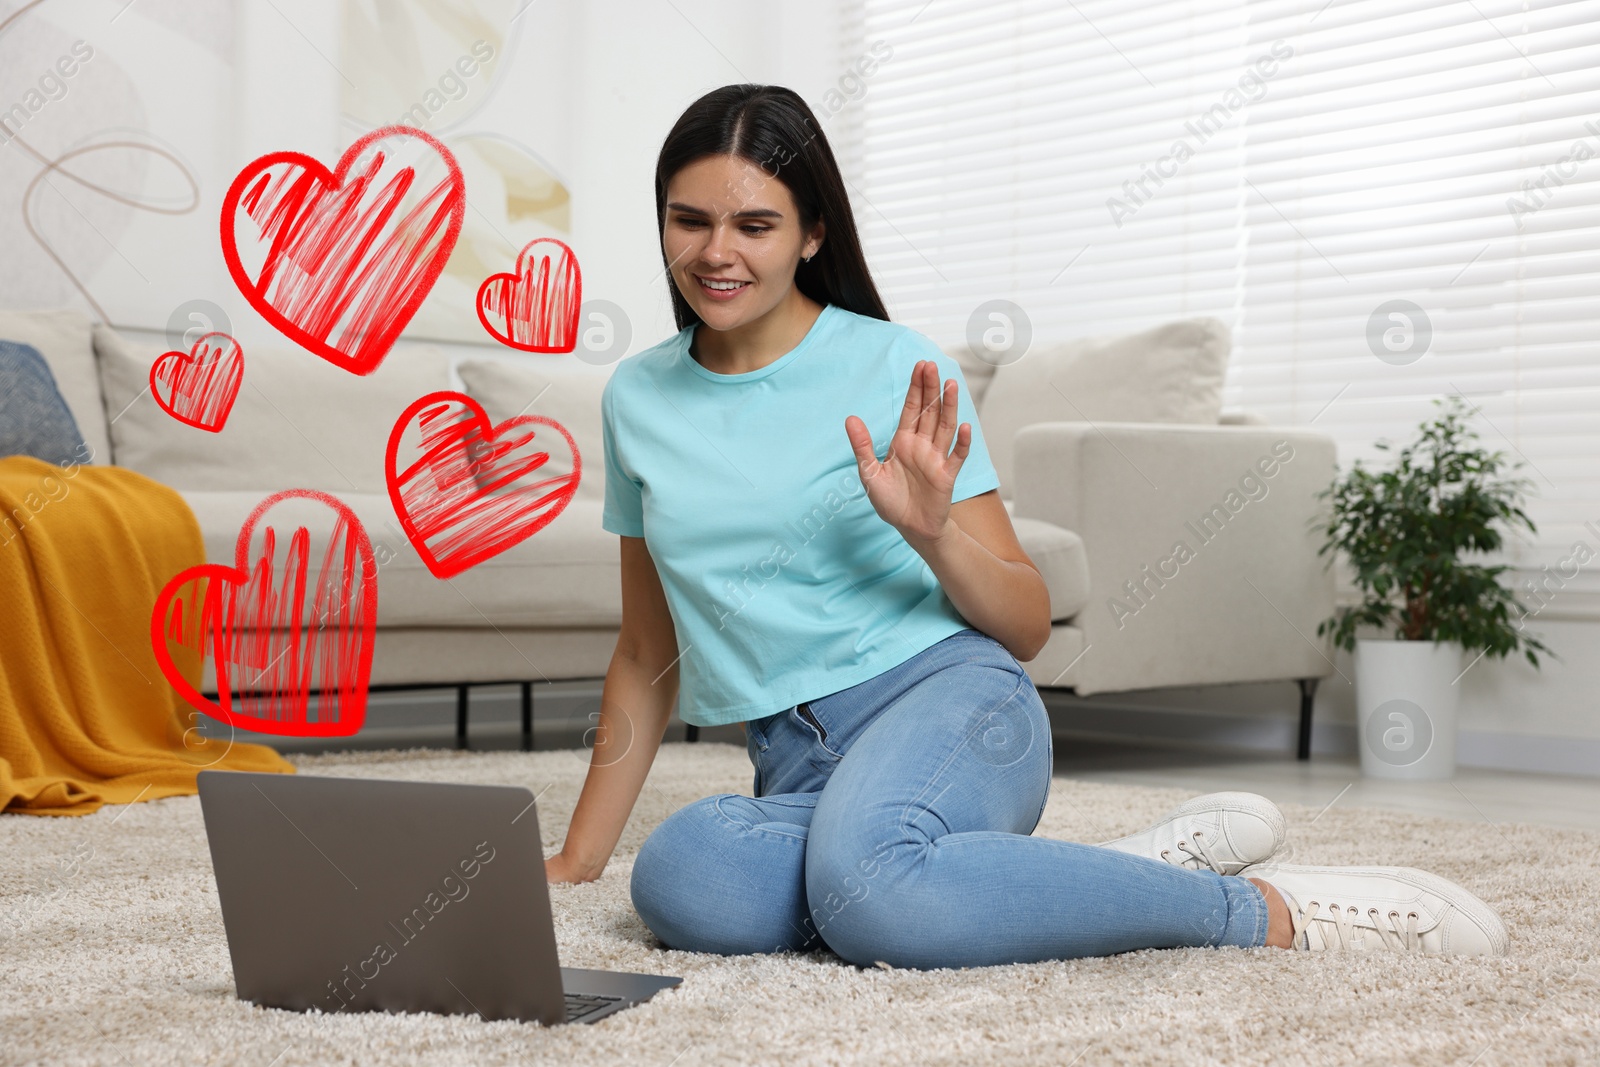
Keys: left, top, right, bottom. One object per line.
{"left": 199, "top": 770, "right": 575, "bottom": 1026}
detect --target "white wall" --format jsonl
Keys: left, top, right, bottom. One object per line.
{"left": 2, "top": 0, "right": 845, "bottom": 362}
{"left": 1061, "top": 594, "right": 1600, "bottom": 777}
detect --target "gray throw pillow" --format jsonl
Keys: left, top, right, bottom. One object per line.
{"left": 0, "top": 340, "right": 89, "bottom": 466}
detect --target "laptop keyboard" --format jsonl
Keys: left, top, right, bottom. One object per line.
{"left": 565, "top": 992, "right": 624, "bottom": 1022}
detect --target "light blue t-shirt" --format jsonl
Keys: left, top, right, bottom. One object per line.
{"left": 600, "top": 302, "right": 1002, "bottom": 727}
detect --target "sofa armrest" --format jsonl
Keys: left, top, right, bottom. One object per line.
{"left": 1011, "top": 422, "right": 1338, "bottom": 696}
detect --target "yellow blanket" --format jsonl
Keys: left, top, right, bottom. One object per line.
{"left": 1, "top": 455, "right": 292, "bottom": 816}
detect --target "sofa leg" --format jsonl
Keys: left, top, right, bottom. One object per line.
{"left": 1296, "top": 678, "right": 1318, "bottom": 761}
{"left": 521, "top": 681, "right": 534, "bottom": 752}
{"left": 456, "top": 684, "right": 470, "bottom": 751}
{"left": 684, "top": 724, "right": 699, "bottom": 743}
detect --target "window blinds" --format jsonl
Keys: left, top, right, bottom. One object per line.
{"left": 844, "top": 0, "right": 1600, "bottom": 568}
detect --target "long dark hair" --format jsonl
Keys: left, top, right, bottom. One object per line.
{"left": 654, "top": 84, "right": 889, "bottom": 331}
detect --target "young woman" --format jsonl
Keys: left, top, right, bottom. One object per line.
{"left": 544, "top": 84, "right": 1509, "bottom": 967}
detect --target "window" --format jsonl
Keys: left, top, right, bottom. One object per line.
{"left": 845, "top": 0, "right": 1600, "bottom": 572}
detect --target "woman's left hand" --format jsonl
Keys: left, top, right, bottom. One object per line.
{"left": 844, "top": 359, "right": 971, "bottom": 546}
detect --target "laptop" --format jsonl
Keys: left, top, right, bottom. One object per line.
{"left": 197, "top": 770, "right": 681, "bottom": 1026}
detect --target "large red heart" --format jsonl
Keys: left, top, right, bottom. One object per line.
{"left": 220, "top": 126, "right": 465, "bottom": 376}
{"left": 150, "top": 490, "right": 376, "bottom": 737}
{"left": 149, "top": 331, "right": 245, "bottom": 433}
{"left": 475, "top": 237, "right": 583, "bottom": 352}
{"left": 386, "top": 390, "right": 581, "bottom": 579}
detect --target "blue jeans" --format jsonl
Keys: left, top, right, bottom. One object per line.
{"left": 629, "top": 628, "right": 1269, "bottom": 969}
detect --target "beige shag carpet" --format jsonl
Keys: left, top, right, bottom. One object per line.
{"left": 2, "top": 741, "right": 1596, "bottom": 1067}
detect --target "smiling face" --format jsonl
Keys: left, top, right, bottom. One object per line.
{"left": 663, "top": 154, "right": 823, "bottom": 332}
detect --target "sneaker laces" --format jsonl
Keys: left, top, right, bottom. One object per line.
{"left": 1285, "top": 893, "right": 1423, "bottom": 952}
{"left": 1160, "top": 830, "right": 1221, "bottom": 874}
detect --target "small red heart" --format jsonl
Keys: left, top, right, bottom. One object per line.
{"left": 149, "top": 331, "right": 245, "bottom": 433}
{"left": 386, "top": 391, "right": 581, "bottom": 579}
{"left": 220, "top": 126, "right": 465, "bottom": 376}
{"left": 476, "top": 237, "right": 583, "bottom": 352}
{"left": 150, "top": 490, "right": 376, "bottom": 737}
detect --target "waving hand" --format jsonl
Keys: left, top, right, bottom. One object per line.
{"left": 843, "top": 360, "right": 971, "bottom": 546}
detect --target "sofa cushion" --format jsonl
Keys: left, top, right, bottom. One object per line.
{"left": 977, "top": 317, "right": 1230, "bottom": 497}
{"left": 0, "top": 342, "right": 89, "bottom": 466}
{"left": 1012, "top": 517, "right": 1090, "bottom": 622}
{"left": 944, "top": 342, "right": 999, "bottom": 411}
{"left": 95, "top": 326, "right": 449, "bottom": 493}
{"left": 0, "top": 309, "right": 110, "bottom": 464}
{"left": 179, "top": 490, "right": 620, "bottom": 629}
{"left": 454, "top": 358, "right": 606, "bottom": 502}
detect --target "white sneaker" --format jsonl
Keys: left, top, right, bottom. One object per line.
{"left": 1243, "top": 862, "right": 1509, "bottom": 956}
{"left": 1097, "top": 791, "right": 1286, "bottom": 876}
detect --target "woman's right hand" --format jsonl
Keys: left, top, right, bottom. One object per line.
{"left": 546, "top": 849, "right": 601, "bottom": 884}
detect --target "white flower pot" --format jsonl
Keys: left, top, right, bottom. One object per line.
{"left": 1353, "top": 638, "right": 1462, "bottom": 780}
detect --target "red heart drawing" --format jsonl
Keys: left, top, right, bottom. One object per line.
{"left": 386, "top": 390, "right": 581, "bottom": 579}
{"left": 150, "top": 490, "right": 377, "bottom": 737}
{"left": 149, "top": 331, "right": 245, "bottom": 433}
{"left": 220, "top": 126, "right": 465, "bottom": 376}
{"left": 476, "top": 237, "right": 583, "bottom": 352}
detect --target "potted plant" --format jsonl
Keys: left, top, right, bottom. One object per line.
{"left": 1316, "top": 395, "right": 1554, "bottom": 780}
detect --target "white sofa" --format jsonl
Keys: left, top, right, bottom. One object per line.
{"left": 950, "top": 318, "right": 1338, "bottom": 756}
{"left": 0, "top": 309, "right": 1335, "bottom": 755}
